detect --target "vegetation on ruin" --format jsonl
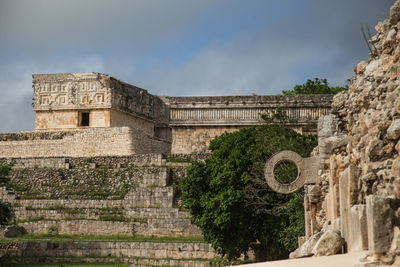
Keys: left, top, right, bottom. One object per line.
{"left": 0, "top": 162, "right": 14, "bottom": 225}
{"left": 179, "top": 110, "right": 317, "bottom": 261}
{"left": 2, "top": 233, "right": 205, "bottom": 243}
{"left": 0, "top": 201, "right": 14, "bottom": 225}
{"left": 282, "top": 78, "right": 347, "bottom": 95}
{"left": 4, "top": 167, "right": 139, "bottom": 200}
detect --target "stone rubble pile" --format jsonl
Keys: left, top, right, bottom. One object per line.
{"left": 297, "top": 0, "right": 400, "bottom": 265}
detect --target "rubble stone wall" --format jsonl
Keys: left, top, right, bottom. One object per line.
{"left": 0, "top": 241, "right": 215, "bottom": 260}
{"left": 299, "top": 1, "right": 400, "bottom": 263}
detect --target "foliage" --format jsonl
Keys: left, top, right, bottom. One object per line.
{"left": 282, "top": 78, "right": 347, "bottom": 95}
{"left": 0, "top": 201, "right": 14, "bottom": 225}
{"left": 179, "top": 113, "right": 317, "bottom": 260}
{"left": 0, "top": 162, "right": 12, "bottom": 186}
{"left": 3, "top": 233, "right": 204, "bottom": 243}
{"left": 0, "top": 162, "right": 14, "bottom": 225}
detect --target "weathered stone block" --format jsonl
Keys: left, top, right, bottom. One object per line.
{"left": 312, "top": 230, "right": 344, "bottom": 256}
{"left": 4, "top": 226, "right": 27, "bottom": 238}
{"left": 289, "top": 231, "right": 323, "bottom": 259}
{"left": 318, "top": 115, "right": 338, "bottom": 138}
{"left": 339, "top": 165, "right": 360, "bottom": 245}
{"left": 339, "top": 167, "right": 350, "bottom": 243}
{"left": 387, "top": 119, "right": 400, "bottom": 140}
{"left": 348, "top": 204, "right": 368, "bottom": 252}
{"left": 366, "top": 195, "right": 394, "bottom": 255}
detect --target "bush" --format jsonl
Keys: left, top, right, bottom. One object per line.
{"left": 0, "top": 201, "right": 14, "bottom": 225}
{"left": 180, "top": 117, "right": 317, "bottom": 261}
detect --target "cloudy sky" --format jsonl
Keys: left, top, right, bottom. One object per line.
{"left": 0, "top": 0, "right": 394, "bottom": 132}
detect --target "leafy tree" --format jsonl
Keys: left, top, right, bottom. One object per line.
{"left": 0, "top": 162, "right": 14, "bottom": 225}
{"left": 179, "top": 114, "right": 317, "bottom": 261}
{"left": 0, "top": 201, "right": 13, "bottom": 225}
{"left": 282, "top": 78, "right": 347, "bottom": 95}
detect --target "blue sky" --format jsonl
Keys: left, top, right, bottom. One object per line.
{"left": 0, "top": 0, "right": 394, "bottom": 132}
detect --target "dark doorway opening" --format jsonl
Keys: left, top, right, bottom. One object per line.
{"left": 80, "top": 112, "right": 90, "bottom": 127}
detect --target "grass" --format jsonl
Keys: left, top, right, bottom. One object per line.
{"left": 1, "top": 264, "right": 129, "bottom": 267}
{"left": 1, "top": 234, "right": 205, "bottom": 243}
{"left": 167, "top": 156, "right": 192, "bottom": 163}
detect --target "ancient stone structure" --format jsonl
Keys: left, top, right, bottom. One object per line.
{"left": 0, "top": 12, "right": 335, "bottom": 267}
{"left": 0, "top": 155, "right": 216, "bottom": 266}
{"left": 165, "top": 95, "right": 332, "bottom": 153}
{"left": 0, "top": 73, "right": 332, "bottom": 158}
{"left": 32, "top": 73, "right": 170, "bottom": 138}
{"left": 273, "top": 2, "right": 400, "bottom": 265}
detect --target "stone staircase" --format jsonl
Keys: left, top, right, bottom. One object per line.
{"left": 0, "top": 155, "right": 215, "bottom": 266}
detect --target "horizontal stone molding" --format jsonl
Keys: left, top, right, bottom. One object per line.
{"left": 170, "top": 107, "right": 331, "bottom": 126}
{"left": 2, "top": 154, "right": 166, "bottom": 168}
{"left": 0, "top": 241, "right": 215, "bottom": 260}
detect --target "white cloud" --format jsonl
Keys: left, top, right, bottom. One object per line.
{"left": 0, "top": 0, "right": 395, "bottom": 132}
{"left": 0, "top": 55, "right": 105, "bottom": 132}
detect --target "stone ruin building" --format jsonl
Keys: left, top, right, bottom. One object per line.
{"left": 1, "top": 1, "right": 400, "bottom": 266}
{"left": 0, "top": 72, "right": 330, "bottom": 265}
{"left": 0, "top": 72, "right": 331, "bottom": 158}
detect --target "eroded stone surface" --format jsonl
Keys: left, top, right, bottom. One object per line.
{"left": 367, "top": 195, "right": 394, "bottom": 255}
{"left": 296, "top": 1, "right": 400, "bottom": 264}
{"left": 289, "top": 232, "right": 323, "bottom": 259}
{"left": 312, "top": 230, "right": 344, "bottom": 256}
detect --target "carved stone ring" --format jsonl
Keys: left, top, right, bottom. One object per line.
{"left": 264, "top": 150, "right": 322, "bottom": 194}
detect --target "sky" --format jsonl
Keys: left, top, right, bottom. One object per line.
{"left": 0, "top": 0, "right": 395, "bottom": 132}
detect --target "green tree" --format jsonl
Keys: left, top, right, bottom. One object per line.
{"left": 282, "top": 78, "right": 347, "bottom": 95}
{"left": 0, "top": 201, "right": 13, "bottom": 225}
{"left": 179, "top": 115, "right": 317, "bottom": 261}
{"left": 0, "top": 162, "right": 14, "bottom": 225}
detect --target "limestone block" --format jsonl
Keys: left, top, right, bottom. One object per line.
{"left": 348, "top": 165, "right": 360, "bottom": 206}
{"left": 390, "top": 0, "right": 400, "bottom": 24}
{"left": 289, "top": 231, "right": 323, "bottom": 259}
{"left": 339, "top": 165, "right": 360, "bottom": 244}
{"left": 326, "top": 188, "right": 336, "bottom": 228}
{"left": 4, "top": 225, "right": 27, "bottom": 238}
{"left": 308, "top": 185, "right": 322, "bottom": 204}
{"left": 348, "top": 204, "right": 368, "bottom": 252}
{"left": 366, "top": 195, "right": 394, "bottom": 255}
{"left": 312, "top": 230, "right": 344, "bottom": 256}
{"left": 318, "top": 115, "right": 338, "bottom": 138}
{"left": 387, "top": 119, "right": 400, "bottom": 140}
{"left": 305, "top": 210, "right": 311, "bottom": 239}
{"left": 339, "top": 168, "right": 350, "bottom": 243}
{"left": 319, "top": 135, "right": 349, "bottom": 158}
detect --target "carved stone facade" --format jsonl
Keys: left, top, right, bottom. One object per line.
{"left": 166, "top": 95, "right": 332, "bottom": 153}
{"left": 32, "top": 73, "right": 170, "bottom": 139}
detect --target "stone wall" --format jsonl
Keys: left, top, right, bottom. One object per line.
{"left": 0, "top": 127, "right": 171, "bottom": 158}
{"left": 171, "top": 126, "right": 243, "bottom": 154}
{"left": 297, "top": 2, "right": 400, "bottom": 264}
{"left": 0, "top": 241, "right": 215, "bottom": 262}
{"left": 166, "top": 95, "right": 332, "bottom": 153}
{"left": 2, "top": 154, "right": 165, "bottom": 169}
{"left": 110, "top": 109, "right": 154, "bottom": 135}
